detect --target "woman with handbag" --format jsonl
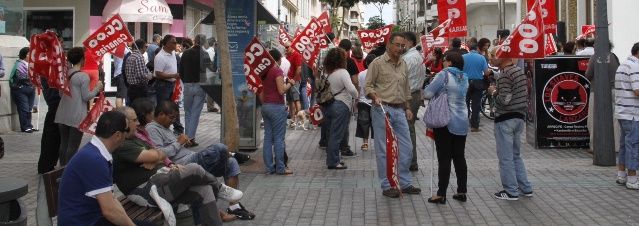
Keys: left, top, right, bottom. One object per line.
{"left": 423, "top": 52, "right": 469, "bottom": 204}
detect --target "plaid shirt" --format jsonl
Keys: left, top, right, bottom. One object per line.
{"left": 125, "top": 50, "right": 150, "bottom": 86}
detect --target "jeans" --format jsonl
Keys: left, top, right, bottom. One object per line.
{"left": 299, "top": 79, "right": 309, "bottom": 110}
{"left": 494, "top": 118, "right": 532, "bottom": 196}
{"left": 38, "top": 102, "right": 60, "bottom": 174}
{"left": 371, "top": 105, "right": 413, "bottom": 190}
{"left": 128, "top": 84, "right": 155, "bottom": 106}
{"left": 325, "top": 101, "right": 350, "bottom": 167}
{"left": 319, "top": 104, "right": 350, "bottom": 150}
{"left": 433, "top": 127, "right": 467, "bottom": 196}
{"left": 407, "top": 91, "right": 422, "bottom": 167}
{"left": 154, "top": 80, "right": 184, "bottom": 134}
{"left": 11, "top": 86, "right": 35, "bottom": 131}
{"left": 181, "top": 143, "right": 232, "bottom": 178}
{"left": 183, "top": 83, "right": 206, "bottom": 138}
{"left": 618, "top": 119, "right": 639, "bottom": 170}
{"left": 261, "top": 104, "right": 288, "bottom": 173}
{"left": 58, "top": 124, "right": 83, "bottom": 165}
{"left": 466, "top": 80, "right": 485, "bottom": 128}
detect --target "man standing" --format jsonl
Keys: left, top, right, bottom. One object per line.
{"left": 365, "top": 33, "right": 421, "bottom": 198}
{"left": 463, "top": 44, "right": 489, "bottom": 132}
{"left": 487, "top": 50, "right": 532, "bottom": 201}
{"left": 401, "top": 31, "right": 426, "bottom": 171}
{"left": 58, "top": 111, "right": 137, "bottom": 225}
{"left": 126, "top": 39, "right": 154, "bottom": 104}
{"left": 445, "top": 38, "right": 469, "bottom": 56}
{"left": 114, "top": 46, "right": 131, "bottom": 107}
{"left": 147, "top": 34, "right": 161, "bottom": 63}
{"left": 179, "top": 34, "right": 212, "bottom": 147}
{"left": 205, "top": 37, "right": 220, "bottom": 112}
{"left": 154, "top": 34, "right": 184, "bottom": 134}
{"left": 613, "top": 42, "right": 639, "bottom": 190}
{"left": 283, "top": 43, "right": 303, "bottom": 129}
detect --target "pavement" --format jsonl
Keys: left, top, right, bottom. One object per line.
{"left": 1, "top": 102, "right": 638, "bottom": 226}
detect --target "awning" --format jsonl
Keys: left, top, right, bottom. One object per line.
{"left": 102, "top": 0, "right": 173, "bottom": 24}
{"left": 201, "top": 1, "right": 278, "bottom": 25}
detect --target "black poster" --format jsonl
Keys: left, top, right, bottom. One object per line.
{"left": 529, "top": 56, "right": 591, "bottom": 148}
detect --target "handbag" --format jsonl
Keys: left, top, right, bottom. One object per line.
{"left": 423, "top": 72, "right": 450, "bottom": 128}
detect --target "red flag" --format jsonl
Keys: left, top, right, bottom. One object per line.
{"left": 290, "top": 18, "right": 322, "bottom": 69}
{"left": 278, "top": 25, "right": 292, "bottom": 46}
{"left": 78, "top": 92, "right": 114, "bottom": 135}
{"left": 295, "top": 27, "right": 303, "bottom": 39}
{"left": 171, "top": 78, "right": 182, "bottom": 103}
{"left": 576, "top": 25, "right": 595, "bottom": 40}
{"left": 437, "top": 0, "right": 467, "bottom": 37}
{"left": 496, "top": 0, "right": 545, "bottom": 59}
{"left": 29, "top": 31, "right": 70, "bottom": 96}
{"left": 385, "top": 114, "right": 400, "bottom": 190}
{"left": 527, "top": 0, "right": 557, "bottom": 34}
{"left": 430, "top": 19, "right": 452, "bottom": 39}
{"left": 244, "top": 37, "right": 276, "bottom": 93}
{"left": 317, "top": 11, "right": 332, "bottom": 34}
{"left": 83, "top": 14, "right": 134, "bottom": 58}
{"left": 309, "top": 104, "right": 324, "bottom": 125}
{"left": 544, "top": 34, "right": 557, "bottom": 56}
{"left": 356, "top": 24, "right": 394, "bottom": 51}
{"left": 421, "top": 19, "right": 451, "bottom": 63}
{"left": 81, "top": 48, "right": 101, "bottom": 91}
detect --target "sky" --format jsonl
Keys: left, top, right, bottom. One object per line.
{"left": 361, "top": 1, "right": 395, "bottom": 27}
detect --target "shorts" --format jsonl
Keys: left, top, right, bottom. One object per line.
{"left": 115, "top": 76, "right": 128, "bottom": 98}
{"left": 286, "top": 83, "right": 301, "bottom": 102}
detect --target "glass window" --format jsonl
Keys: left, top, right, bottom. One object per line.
{"left": 140, "top": 22, "right": 148, "bottom": 42}
{"left": 25, "top": 10, "right": 73, "bottom": 49}
{"left": 0, "top": 0, "right": 23, "bottom": 36}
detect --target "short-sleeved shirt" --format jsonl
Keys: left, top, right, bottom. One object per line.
{"left": 58, "top": 137, "right": 114, "bottom": 226}
{"left": 154, "top": 49, "right": 178, "bottom": 82}
{"left": 615, "top": 56, "right": 639, "bottom": 121}
{"left": 262, "top": 65, "right": 285, "bottom": 104}
{"left": 113, "top": 137, "right": 162, "bottom": 195}
{"left": 286, "top": 51, "right": 303, "bottom": 81}
{"left": 364, "top": 52, "right": 412, "bottom": 104}
{"left": 462, "top": 50, "right": 488, "bottom": 80}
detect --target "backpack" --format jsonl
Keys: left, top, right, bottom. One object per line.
{"left": 315, "top": 73, "right": 343, "bottom": 106}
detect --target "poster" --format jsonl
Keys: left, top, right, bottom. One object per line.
{"left": 0, "top": 7, "right": 5, "bottom": 33}
{"left": 527, "top": 56, "right": 591, "bottom": 148}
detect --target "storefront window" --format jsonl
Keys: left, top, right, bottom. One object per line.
{"left": 0, "top": 0, "right": 24, "bottom": 36}
{"left": 26, "top": 10, "right": 73, "bottom": 49}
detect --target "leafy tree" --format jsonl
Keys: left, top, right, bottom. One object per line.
{"left": 319, "top": 0, "right": 360, "bottom": 39}
{"left": 367, "top": 16, "right": 385, "bottom": 30}
{"left": 361, "top": 0, "right": 390, "bottom": 18}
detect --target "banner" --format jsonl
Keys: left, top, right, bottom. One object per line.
{"left": 385, "top": 114, "right": 400, "bottom": 190}
{"left": 575, "top": 25, "right": 595, "bottom": 40}
{"left": 437, "top": 0, "right": 467, "bottom": 37}
{"left": 83, "top": 14, "right": 134, "bottom": 58}
{"left": 278, "top": 25, "right": 292, "bottom": 46}
{"left": 496, "top": 0, "right": 544, "bottom": 59}
{"left": 317, "top": 11, "right": 332, "bottom": 34}
{"left": 356, "top": 24, "right": 394, "bottom": 51}
{"left": 290, "top": 18, "right": 322, "bottom": 69}
{"left": 544, "top": 34, "right": 557, "bottom": 56}
{"left": 309, "top": 104, "right": 324, "bottom": 125}
{"left": 28, "top": 30, "right": 70, "bottom": 96}
{"left": 243, "top": 37, "right": 276, "bottom": 93}
{"left": 295, "top": 27, "right": 303, "bottom": 39}
{"left": 420, "top": 19, "right": 451, "bottom": 61}
{"left": 171, "top": 78, "right": 182, "bottom": 102}
{"left": 527, "top": 0, "right": 557, "bottom": 34}
{"left": 78, "top": 92, "right": 114, "bottom": 135}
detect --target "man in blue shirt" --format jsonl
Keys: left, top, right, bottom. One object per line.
{"left": 58, "top": 111, "right": 137, "bottom": 226}
{"left": 463, "top": 44, "right": 490, "bottom": 132}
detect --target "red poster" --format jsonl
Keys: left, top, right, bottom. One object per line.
{"left": 496, "top": 0, "right": 545, "bottom": 59}
{"left": 309, "top": 104, "right": 324, "bottom": 125}
{"left": 544, "top": 33, "right": 557, "bottom": 56}
{"left": 527, "top": 0, "right": 557, "bottom": 34}
{"left": 437, "top": 0, "right": 467, "bottom": 37}
{"left": 295, "top": 27, "right": 303, "bottom": 39}
{"left": 171, "top": 78, "right": 182, "bottom": 102}
{"left": 83, "top": 14, "right": 134, "bottom": 58}
{"left": 421, "top": 20, "right": 451, "bottom": 62}
{"left": 278, "top": 25, "right": 292, "bottom": 46}
{"left": 78, "top": 92, "right": 114, "bottom": 135}
{"left": 356, "top": 24, "right": 394, "bottom": 51}
{"left": 244, "top": 37, "right": 276, "bottom": 93}
{"left": 317, "top": 11, "right": 332, "bottom": 34}
{"left": 311, "top": 18, "right": 329, "bottom": 49}
{"left": 576, "top": 25, "right": 595, "bottom": 40}
{"left": 385, "top": 114, "right": 400, "bottom": 191}
{"left": 29, "top": 31, "right": 70, "bottom": 96}
{"left": 290, "top": 19, "right": 322, "bottom": 69}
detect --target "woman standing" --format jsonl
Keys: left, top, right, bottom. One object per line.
{"left": 55, "top": 47, "right": 103, "bottom": 165}
{"left": 355, "top": 54, "right": 377, "bottom": 151}
{"left": 425, "top": 48, "right": 444, "bottom": 76}
{"left": 323, "top": 48, "right": 358, "bottom": 170}
{"left": 9, "top": 47, "right": 36, "bottom": 133}
{"left": 261, "top": 49, "right": 293, "bottom": 175}
{"left": 423, "top": 52, "right": 469, "bottom": 204}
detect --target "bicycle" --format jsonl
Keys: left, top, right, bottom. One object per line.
{"left": 480, "top": 90, "right": 496, "bottom": 120}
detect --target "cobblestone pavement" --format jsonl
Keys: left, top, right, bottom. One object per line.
{"left": 1, "top": 104, "right": 637, "bottom": 226}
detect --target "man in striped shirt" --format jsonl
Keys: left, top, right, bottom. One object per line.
{"left": 487, "top": 49, "right": 532, "bottom": 201}
{"left": 614, "top": 42, "right": 639, "bottom": 190}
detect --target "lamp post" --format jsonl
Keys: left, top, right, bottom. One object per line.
{"left": 497, "top": 0, "right": 506, "bottom": 30}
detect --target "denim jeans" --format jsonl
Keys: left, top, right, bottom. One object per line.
{"left": 299, "top": 79, "right": 309, "bottom": 110}
{"left": 262, "top": 104, "right": 288, "bottom": 173}
{"left": 154, "top": 80, "right": 184, "bottom": 134}
{"left": 371, "top": 105, "right": 414, "bottom": 190}
{"left": 494, "top": 118, "right": 532, "bottom": 196}
{"left": 325, "top": 101, "right": 350, "bottom": 167}
{"left": 11, "top": 86, "right": 35, "bottom": 131}
{"left": 183, "top": 83, "right": 206, "bottom": 138}
{"left": 618, "top": 119, "right": 639, "bottom": 170}
{"left": 182, "top": 143, "right": 232, "bottom": 178}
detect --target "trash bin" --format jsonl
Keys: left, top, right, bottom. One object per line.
{"left": 0, "top": 178, "right": 28, "bottom": 226}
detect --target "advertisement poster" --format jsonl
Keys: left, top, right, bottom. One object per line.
{"left": 226, "top": 0, "right": 256, "bottom": 143}
{"left": 0, "top": 7, "right": 5, "bottom": 33}
{"left": 527, "top": 56, "right": 591, "bottom": 148}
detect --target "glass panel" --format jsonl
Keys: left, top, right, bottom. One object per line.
{"left": 140, "top": 22, "right": 148, "bottom": 42}
{"left": 26, "top": 10, "right": 73, "bottom": 49}
{"left": 127, "top": 22, "right": 135, "bottom": 37}
{"left": 153, "top": 23, "right": 163, "bottom": 38}
{"left": 0, "top": 0, "right": 23, "bottom": 35}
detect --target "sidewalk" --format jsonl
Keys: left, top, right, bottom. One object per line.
{"left": 1, "top": 104, "right": 637, "bottom": 225}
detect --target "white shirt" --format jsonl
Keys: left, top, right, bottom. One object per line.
{"left": 280, "top": 57, "right": 291, "bottom": 77}
{"left": 154, "top": 48, "right": 178, "bottom": 82}
{"left": 615, "top": 56, "right": 639, "bottom": 121}
{"left": 357, "top": 69, "right": 371, "bottom": 104}
{"left": 402, "top": 47, "right": 426, "bottom": 92}
{"left": 576, "top": 47, "right": 595, "bottom": 56}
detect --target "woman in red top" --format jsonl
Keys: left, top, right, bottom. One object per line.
{"left": 351, "top": 47, "right": 366, "bottom": 72}
{"left": 425, "top": 47, "right": 444, "bottom": 76}
{"left": 260, "top": 49, "right": 294, "bottom": 175}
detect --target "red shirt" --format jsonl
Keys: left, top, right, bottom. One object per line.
{"left": 353, "top": 58, "right": 365, "bottom": 72}
{"left": 262, "top": 66, "right": 285, "bottom": 104}
{"left": 425, "top": 59, "right": 443, "bottom": 75}
{"left": 286, "top": 51, "right": 303, "bottom": 81}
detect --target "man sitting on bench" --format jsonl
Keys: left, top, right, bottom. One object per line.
{"left": 113, "top": 105, "right": 243, "bottom": 225}
{"left": 58, "top": 111, "right": 143, "bottom": 226}
{"left": 146, "top": 101, "right": 255, "bottom": 220}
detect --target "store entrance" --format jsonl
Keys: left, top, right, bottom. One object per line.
{"left": 25, "top": 10, "right": 73, "bottom": 49}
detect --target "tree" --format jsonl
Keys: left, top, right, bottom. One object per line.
{"left": 361, "top": 0, "right": 390, "bottom": 18}
{"left": 367, "top": 15, "right": 385, "bottom": 30}
{"left": 319, "top": 0, "right": 360, "bottom": 39}
{"left": 213, "top": 0, "right": 240, "bottom": 151}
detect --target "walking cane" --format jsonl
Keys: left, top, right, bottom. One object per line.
{"left": 36, "top": 94, "right": 41, "bottom": 131}
{"left": 429, "top": 128, "right": 435, "bottom": 197}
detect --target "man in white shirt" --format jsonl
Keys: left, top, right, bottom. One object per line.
{"left": 153, "top": 34, "right": 184, "bottom": 134}
{"left": 576, "top": 38, "right": 595, "bottom": 55}
{"left": 401, "top": 31, "right": 426, "bottom": 172}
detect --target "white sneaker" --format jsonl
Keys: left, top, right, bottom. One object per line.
{"left": 626, "top": 180, "right": 639, "bottom": 190}
{"left": 218, "top": 184, "right": 243, "bottom": 202}
{"left": 616, "top": 176, "right": 627, "bottom": 185}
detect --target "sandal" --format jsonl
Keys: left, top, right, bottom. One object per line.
{"left": 277, "top": 168, "right": 293, "bottom": 175}
{"left": 220, "top": 211, "right": 238, "bottom": 222}
{"left": 361, "top": 143, "right": 368, "bottom": 151}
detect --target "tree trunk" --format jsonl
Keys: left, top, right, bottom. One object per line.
{"left": 213, "top": 0, "right": 240, "bottom": 152}
{"left": 338, "top": 7, "right": 347, "bottom": 39}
